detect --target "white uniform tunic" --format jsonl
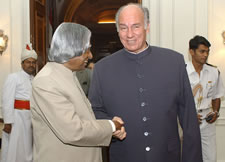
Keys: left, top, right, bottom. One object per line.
{"left": 186, "top": 62, "right": 225, "bottom": 162}
{"left": 1, "top": 70, "right": 33, "bottom": 162}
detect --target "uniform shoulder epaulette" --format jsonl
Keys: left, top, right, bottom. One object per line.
{"left": 206, "top": 63, "right": 217, "bottom": 68}
{"left": 206, "top": 63, "right": 220, "bottom": 75}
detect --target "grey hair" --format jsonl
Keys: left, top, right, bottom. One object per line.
{"left": 115, "top": 3, "right": 150, "bottom": 32}
{"left": 48, "top": 22, "right": 91, "bottom": 63}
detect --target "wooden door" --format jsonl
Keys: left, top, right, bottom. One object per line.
{"left": 30, "top": 0, "right": 47, "bottom": 71}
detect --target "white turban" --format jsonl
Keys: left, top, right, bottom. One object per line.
{"left": 21, "top": 43, "right": 37, "bottom": 62}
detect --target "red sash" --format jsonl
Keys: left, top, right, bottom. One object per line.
{"left": 14, "top": 100, "right": 30, "bottom": 110}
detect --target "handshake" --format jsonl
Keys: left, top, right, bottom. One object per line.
{"left": 112, "top": 116, "right": 126, "bottom": 140}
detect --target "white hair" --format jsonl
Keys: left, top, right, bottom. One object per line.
{"left": 115, "top": 3, "right": 150, "bottom": 32}
{"left": 48, "top": 22, "right": 91, "bottom": 63}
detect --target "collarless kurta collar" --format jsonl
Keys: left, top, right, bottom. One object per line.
{"left": 48, "top": 62, "right": 73, "bottom": 78}
{"left": 124, "top": 45, "right": 152, "bottom": 60}
{"left": 21, "top": 69, "right": 34, "bottom": 80}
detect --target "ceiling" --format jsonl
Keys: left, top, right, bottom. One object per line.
{"left": 54, "top": 0, "right": 140, "bottom": 61}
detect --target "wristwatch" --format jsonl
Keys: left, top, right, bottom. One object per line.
{"left": 214, "top": 111, "right": 220, "bottom": 118}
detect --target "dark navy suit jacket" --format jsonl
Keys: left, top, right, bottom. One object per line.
{"left": 89, "top": 46, "right": 202, "bottom": 162}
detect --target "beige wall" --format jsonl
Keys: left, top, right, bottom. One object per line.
{"left": 0, "top": 0, "right": 30, "bottom": 116}
{"left": 208, "top": 1, "right": 225, "bottom": 161}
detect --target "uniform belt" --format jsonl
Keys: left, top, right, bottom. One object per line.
{"left": 14, "top": 100, "right": 30, "bottom": 110}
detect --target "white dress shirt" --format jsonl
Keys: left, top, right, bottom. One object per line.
{"left": 186, "top": 62, "right": 225, "bottom": 110}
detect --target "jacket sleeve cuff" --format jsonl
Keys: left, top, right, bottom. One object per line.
{"left": 108, "top": 120, "right": 116, "bottom": 132}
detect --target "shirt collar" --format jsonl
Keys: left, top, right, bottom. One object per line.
{"left": 186, "top": 61, "right": 209, "bottom": 75}
{"left": 125, "top": 43, "right": 150, "bottom": 55}
{"left": 124, "top": 44, "right": 152, "bottom": 60}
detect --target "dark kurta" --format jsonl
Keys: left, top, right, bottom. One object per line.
{"left": 89, "top": 46, "right": 202, "bottom": 162}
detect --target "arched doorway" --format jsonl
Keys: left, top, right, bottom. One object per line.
{"left": 30, "top": 0, "right": 141, "bottom": 71}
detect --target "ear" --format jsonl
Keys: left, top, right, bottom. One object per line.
{"left": 146, "top": 23, "right": 150, "bottom": 33}
{"left": 189, "top": 49, "right": 194, "bottom": 56}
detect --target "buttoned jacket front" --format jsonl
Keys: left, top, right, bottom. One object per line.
{"left": 89, "top": 46, "right": 202, "bottom": 162}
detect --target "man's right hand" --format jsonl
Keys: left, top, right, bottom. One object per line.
{"left": 112, "top": 116, "right": 126, "bottom": 140}
{"left": 113, "top": 120, "right": 123, "bottom": 131}
{"left": 3, "top": 123, "right": 12, "bottom": 134}
{"left": 197, "top": 114, "right": 202, "bottom": 124}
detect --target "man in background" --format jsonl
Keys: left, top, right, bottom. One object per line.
{"left": 186, "top": 35, "right": 225, "bottom": 162}
{"left": 75, "top": 60, "right": 94, "bottom": 96}
{"left": 1, "top": 44, "right": 37, "bottom": 162}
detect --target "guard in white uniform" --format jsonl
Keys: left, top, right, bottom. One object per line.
{"left": 186, "top": 35, "right": 225, "bottom": 162}
{"left": 1, "top": 44, "right": 37, "bottom": 162}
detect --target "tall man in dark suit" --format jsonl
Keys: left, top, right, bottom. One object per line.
{"left": 89, "top": 3, "right": 203, "bottom": 162}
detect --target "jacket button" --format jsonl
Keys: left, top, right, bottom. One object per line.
{"left": 144, "top": 132, "right": 149, "bottom": 136}
{"left": 141, "top": 102, "right": 146, "bottom": 107}
{"left": 146, "top": 147, "right": 151, "bottom": 151}
{"left": 139, "top": 88, "right": 144, "bottom": 92}
{"left": 143, "top": 117, "right": 147, "bottom": 121}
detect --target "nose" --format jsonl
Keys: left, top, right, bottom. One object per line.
{"left": 29, "top": 62, "right": 36, "bottom": 67}
{"left": 127, "top": 27, "right": 134, "bottom": 38}
{"left": 88, "top": 51, "right": 93, "bottom": 59}
{"left": 203, "top": 51, "right": 209, "bottom": 57}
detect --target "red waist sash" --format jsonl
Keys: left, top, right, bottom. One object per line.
{"left": 14, "top": 100, "right": 30, "bottom": 110}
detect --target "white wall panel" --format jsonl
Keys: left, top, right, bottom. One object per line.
{"left": 195, "top": 0, "right": 208, "bottom": 37}
{"left": 159, "top": 0, "right": 173, "bottom": 49}
{"left": 208, "top": 0, "right": 225, "bottom": 146}
{"left": 173, "top": 0, "right": 195, "bottom": 61}
{"left": 208, "top": 0, "right": 225, "bottom": 96}
{"left": 0, "top": 0, "right": 11, "bottom": 92}
{"left": 142, "top": 0, "right": 151, "bottom": 44}
{"left": 10, "top": 0, "right": 24, "bottom": 72}
{"left": 146, "top": 0, "right": 160, "bottom": 45}
{"left": 208, "top": 1, "right": 225, "bottom": 161}
{"left": 143, "top": 0, "right": 208, "bottom": 61}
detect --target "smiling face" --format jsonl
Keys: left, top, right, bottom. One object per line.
{"left": 190, "top": 44, "right": 210, "bottom": 66}
{"left": 118, "top": 5, "right": 149, "bottom": 54}
{"left": 63, "top": 48, "right": 93, "bottom": 71}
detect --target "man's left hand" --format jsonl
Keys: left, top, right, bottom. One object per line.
{"left": 206, "top": 112, "right": 218, "bottom": 123}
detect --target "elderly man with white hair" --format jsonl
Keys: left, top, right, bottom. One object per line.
{"left": 1, "top": 44, "right": 37, "bottom": 162}
{"left": 31, "top": 22, "right": 126, "bottom": 162}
